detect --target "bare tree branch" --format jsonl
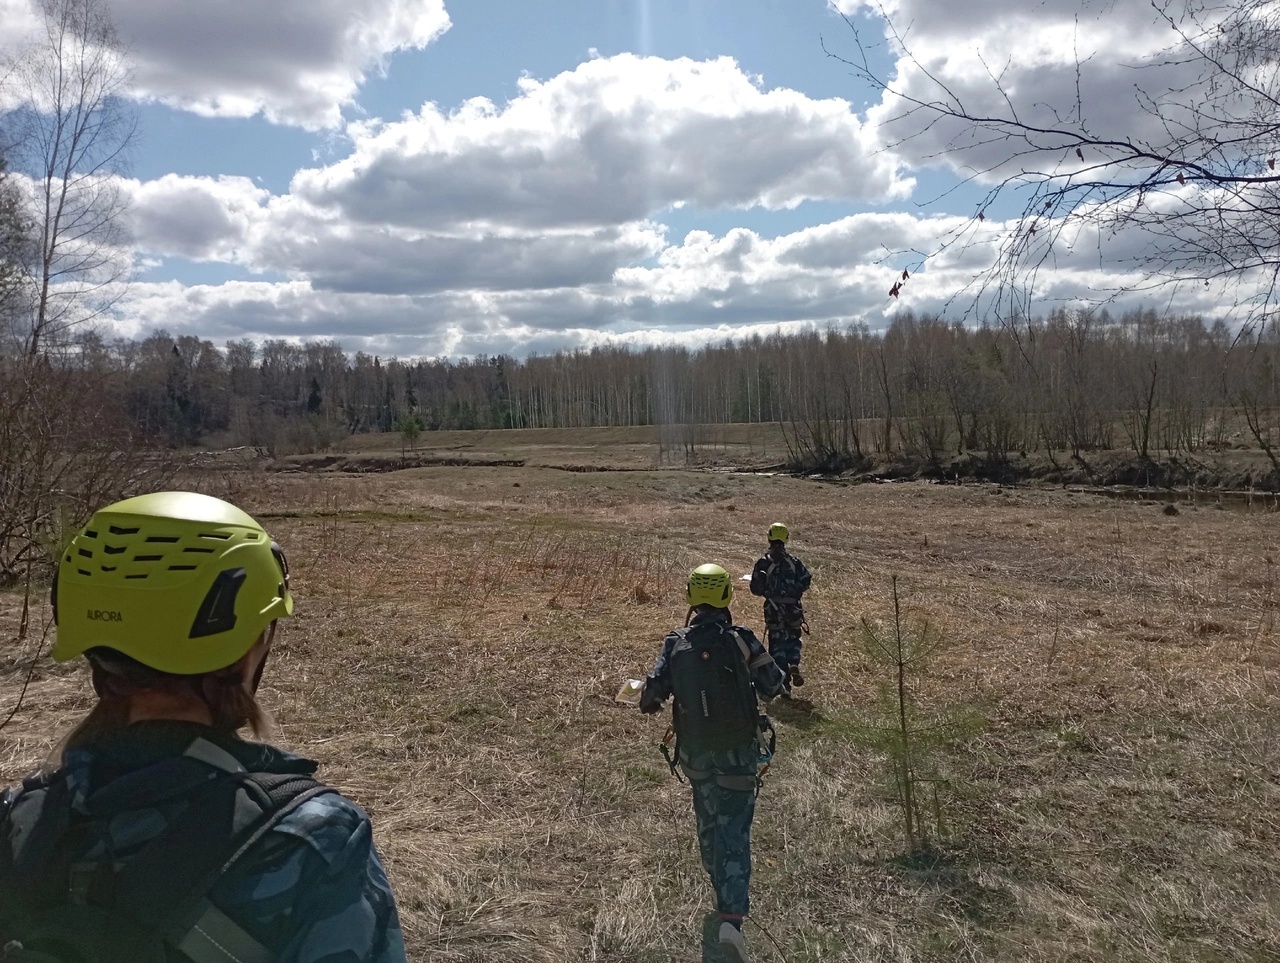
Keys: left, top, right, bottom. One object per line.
{"left": 827, "top": 0, "right": 1280, "bottom": 330}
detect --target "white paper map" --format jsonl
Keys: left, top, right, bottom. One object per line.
{"left": 615, "top": 678, "right": 644, "bottom": 706}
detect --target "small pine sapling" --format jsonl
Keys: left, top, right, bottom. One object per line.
{"left": 857, "top": 575, "right": 982, "bottom": 848}
{"left": 396, "top": 413, "right": 421, "bottom": 459}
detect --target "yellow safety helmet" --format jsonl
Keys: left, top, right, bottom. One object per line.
{"left": 768, "top": 522, "right": 789, "bottom": 543}
{"left": 51, "top": 492, "right": 292, "bottom": 675}
{"left": 686, "top": 563, "right": 733, "bottom": 609}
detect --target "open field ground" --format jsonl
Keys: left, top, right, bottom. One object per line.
{"left": 312, "top": 423, "right": 790, "bottom": 471}
{"left": 3, "top": 463, "right": 1279, "bottom": 962}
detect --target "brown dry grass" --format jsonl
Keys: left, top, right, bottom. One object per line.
{"left": 3, "top": 466, "right": 1279, "bottom": 962}
{"left": 321, "top": 423, "right": 790, "bottom": 470}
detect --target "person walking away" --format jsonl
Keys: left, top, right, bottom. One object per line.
{"left": 640, "top": 564, "right": 785, "bottom": 963}
{"left": 0, "top": 491, "right": 405, "bottom": 963}
{"left": 749, "top": 522, "right": 812, "bottom": 694}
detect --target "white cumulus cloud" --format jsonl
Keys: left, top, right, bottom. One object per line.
{"left": 291, "top": 54, "right": 913, "bottom": 230}
{"left": 109, "top": 195, "right": 1242, "bottom": 358}
{"left": 4, "top": 0, "right": 451, "bottom": 129}
{"left": 829, "top": 0, "right": 1209, "bottom": 177}
{"left": 125, "top": 175, "right": 271, "bottom": 261}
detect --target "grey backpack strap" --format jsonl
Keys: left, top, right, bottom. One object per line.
{"left": 730, "top": 629, "right": 775, "bottom": 671}
{"left": 176, "top": 900, "right": 275, "bottom": 963}
{"left": 182, "top": 738, "right": 248, "bottom": 775}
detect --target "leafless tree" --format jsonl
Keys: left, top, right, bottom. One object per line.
{"left": 0, "top": 0, "right": 152, "bottom": 588}
{"left": 1225, "top": 318, "right": 1280, "bottom": 473}
{"left": 0, "top": 359, "right": 173, "bottom": 584}
{"left": 5, "top": 0, "right": 135, "bottom": 356}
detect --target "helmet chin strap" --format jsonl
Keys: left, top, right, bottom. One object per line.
{"left": 250, "top": 649, "right": 270, "bottom": 695}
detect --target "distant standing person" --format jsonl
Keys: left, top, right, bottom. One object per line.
{"left": 640, "top": 564, "right": 785, "bottom": 963}
{"left": 749, "top": 522, "right": 812, "bottom": 693}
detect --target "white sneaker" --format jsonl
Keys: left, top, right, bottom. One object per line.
{"left": 719, "top": 922, "right": 751, "bottom": 963}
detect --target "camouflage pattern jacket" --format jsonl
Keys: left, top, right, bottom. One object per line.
{"left": 0, "top": 721, "right": 405, "bottom": 963}
{"left": 749, "top": 550, "right": 812, "bottom": 606}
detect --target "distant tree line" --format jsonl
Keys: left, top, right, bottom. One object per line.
{"left": 37, "top": 308, "right": 1280, "bottom": 474}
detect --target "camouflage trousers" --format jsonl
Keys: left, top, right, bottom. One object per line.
{"left": 765, "top": 602, "right": 804, "bottom": 669}
{"left": 690, "top": 775, "right": 757, "bottom": 918}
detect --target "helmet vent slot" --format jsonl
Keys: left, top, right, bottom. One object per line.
{"left": 77, "top": 569, "right": 91, "bottom": 577}
{"left": 183, "top": 547, "right": 216, "bottom": 554}
{"left": 100, "top": 566, "right": 116, "bottom": 573}
{"left": 245, "top": 532, "right": 260, "bottom": 540}
{"left": 84, "top": 530, "right": 98, "bottom": 539}
{"left": 198, "top": 532, "right": 232, "bottom": 541}
{"left": 190, "top": 568, "right": 247, "bottom": 639}
{"left": 168, "top": 564, "right": 197, "bottom": 571}
{"left": 109, "top": 525, "right": 140, "bottom": 536}
{"left": 78, "top": 548, "right": 93, "bottom": 559}
{"left": 103, "top": 545, "right": 127, "bottom": 555}
{"left": 125, "top": 574, "right": 148, "bottom": 580}
{"left": 145, "top": 535, "right": 180, "bottom": 544}
{"left": 134, "top": 554, "right": 164, "bottom": 562}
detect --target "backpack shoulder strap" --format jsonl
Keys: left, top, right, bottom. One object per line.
{"left": 727, "top": 627, "right": 776, "bottom": 671}
{"left": 0, "top": 769, "right": 77, "bottom": 927}
{"left": 219, "top": 771, "right": 334, "bottom": 874}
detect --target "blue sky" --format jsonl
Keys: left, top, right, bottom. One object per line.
{"left": 0, "top": 0, "right": 1229, "bottom": 357}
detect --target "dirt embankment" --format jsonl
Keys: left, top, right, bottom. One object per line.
{"left": 284, "top": 452, "right": 528, "bottom": 472}
{"left": 814, "top": 449, "right": 1280, "bottom": 493}
{"left": 275, "top": 444, "right": 1280, "bottom": 496}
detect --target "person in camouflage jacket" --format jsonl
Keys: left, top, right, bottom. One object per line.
{"left": 640, "top": 564, "right": 785, "bottom": 963}
{"left": 1, "top": 725, "right": 403, "bottom": 963}
{"left": 0, "top": 493, "right": 404, "bottom": 963}
{"left": 749, "top": 522, "right": 812, "bottom": 692}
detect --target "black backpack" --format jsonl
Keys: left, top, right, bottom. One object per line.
{"left": 764, "top": 556, "right": 805, "bottom": 601}
{"left": 669, "top": 621, "right": 762, "bottom": 755}
{"left": 0, "top": 753, "right": 333, "bottom": 963}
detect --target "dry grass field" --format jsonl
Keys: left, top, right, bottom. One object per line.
{"left": 2, "top": 459, "right": 1279, "bottom": 962}
{"left": 320, "top": 423, "right": 790, "bottom": 470}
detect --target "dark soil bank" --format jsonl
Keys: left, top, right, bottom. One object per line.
{"left": 820, "top": 450, "right": 1280, "bottom": 493}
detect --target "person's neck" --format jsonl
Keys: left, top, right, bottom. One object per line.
{"left": 691, "top": 606, "right": 730, "bottom": 624}
{"left": 126, "top": 690, "right": 214, "bottom": 727}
